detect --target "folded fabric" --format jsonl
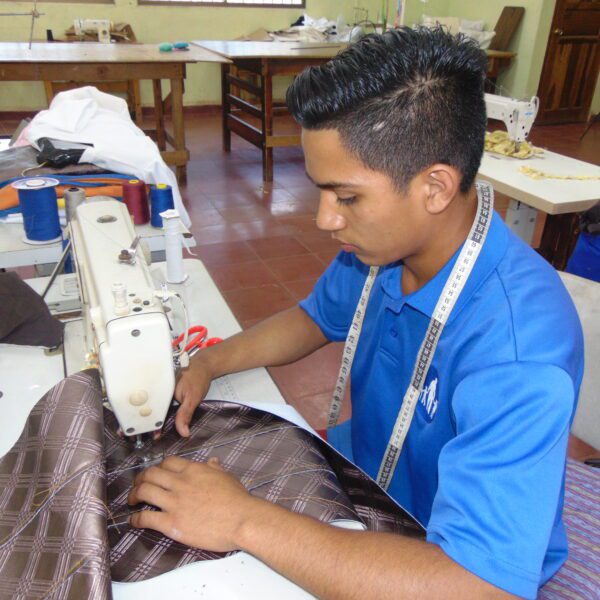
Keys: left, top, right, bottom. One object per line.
{"left": 22, "top": 87, "right": 190, "bottom": 227}
{"left": 0, "top": 145, "right": 105, "bottom": 191}
{"left": 0, "top": 272, "right": 64, "bottom": 347}
{"left": 0, "top": 174, "right": 133, "bottom": 214}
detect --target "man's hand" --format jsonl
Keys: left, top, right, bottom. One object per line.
{"left": 128, "top": 457, "right": 513, "bottom": 600}
{"left": 174, "top": 358, "right": 213, "bottom": 437}
{"left": 128, "top": 455, "right": 258, "bottom": 552}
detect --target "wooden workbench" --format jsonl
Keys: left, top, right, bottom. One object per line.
{"left": 193, "top": 41, "right": 516, "bottom": 183}
{"left": 193, "top": 40, "right": 345, "bottom": 182}
{"left": 0, "top": 43, "right": 229, "bottom": 182}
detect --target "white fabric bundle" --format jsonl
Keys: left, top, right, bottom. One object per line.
{"left": 23, "top": 87, "right": 191, "bottom": 227}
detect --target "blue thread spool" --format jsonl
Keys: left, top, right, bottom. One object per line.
{"left": 11, "top": 177, "right": 61, "bottom": 244}
{"left": 150, "top": 183, "right": 175, "bottom": 228}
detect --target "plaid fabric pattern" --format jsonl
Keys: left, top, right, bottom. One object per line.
{"left": 0, "top": 371, "right": 424, "bottom": 593}
{"left": 0, "top": 370, "right": 110, "bottom": 600}
{"left": 4, "top": 370, "right": 596, "bottom": 596}
{"left": 106, "top": 401, "right": 424, "bottom": 582}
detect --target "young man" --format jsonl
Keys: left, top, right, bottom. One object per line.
{"left": 128, "top": 28, "right": 583, "bottom": 599}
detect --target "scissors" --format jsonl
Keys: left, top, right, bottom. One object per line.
{"left": 172, "top": 325, "right": 222, "bottom": 354}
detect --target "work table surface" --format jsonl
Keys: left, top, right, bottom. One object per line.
{"left": 0, "top": 42, "right": 229, "bottom": 64}
{"left": 192, "top": 40, "right": 346, "bottom": 60}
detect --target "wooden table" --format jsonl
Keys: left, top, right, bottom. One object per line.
{"left": 0, "top": 43, "right": 228, "bottom": 182}
{"left": 485, "top": 49, "right": 516, "bottom": 90}
{"left": 193, "top": 41, "right": 345, "bottom": 182}
{"left": 193, "top": 41, "right": 516, "bottom": 183}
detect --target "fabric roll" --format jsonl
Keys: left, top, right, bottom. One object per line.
{"left": 0, "top": 370, "right": 110, "bottom": 600}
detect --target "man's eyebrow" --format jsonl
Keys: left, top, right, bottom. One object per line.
{"left": 304, "top": 170, "right": 357, "bottom": 190}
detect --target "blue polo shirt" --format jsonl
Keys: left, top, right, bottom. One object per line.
{"left": 300, "top": 212, "right": 584, "bottom": 599}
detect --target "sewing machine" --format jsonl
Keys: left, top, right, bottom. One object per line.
{"left": 73, "top": 18, "right": 112, "bottom": 43}
{"left": 0, "top": 210, "right": 308, "bottom": 596}
{"left": 69, "top": 199, "right": 176, "bottom": 437}
{"left": 484, "top": 93, "right": 539, "bottom": 150}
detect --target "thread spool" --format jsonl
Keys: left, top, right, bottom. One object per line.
{"left": 64, "top": 186, "right": 86, "bottom": 223}
{"left": 122, "top": 179, "right": 150, "bottom": 225}
{"left": 150, "top": 184, "right": 175, "bottom": 228}
{"left": 11, "top": 177, "right": 61, "bottom": 245}
{"left": 161, "top": 209, "right": 187, "bottom": 283}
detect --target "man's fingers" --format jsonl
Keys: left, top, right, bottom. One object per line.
{"left": 128, "top": 482, "right": 172, "bottom": 509}
{"left": 207, "top": 457, "right": 224, "bottom": 472}
{"left": 134, "top": 465, "right": 177, "bottom": 490}
{"left": 129, "top": 509, "right": 173, "bottom": 537}
{"left": 160, "top": 455, "right": 191, "bottom": 473}
{"left": 174, "top": 395, "right": 197, "bottom": 437}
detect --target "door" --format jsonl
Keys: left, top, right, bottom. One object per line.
{"left": 537, "top": 0, "right": 600, "bottom": 124}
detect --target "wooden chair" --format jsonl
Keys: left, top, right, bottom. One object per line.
{"left": 485, "top": 6, "right": 525, "bottom": 92}
{"left": 489, "top": 6, "right": 525, "bottom": 52}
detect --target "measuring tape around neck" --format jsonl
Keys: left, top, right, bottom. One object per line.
{"left": 327, "top": 182, "right": 494, "bottom": 490}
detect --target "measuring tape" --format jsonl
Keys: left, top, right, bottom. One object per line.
{"left": 327, "top": 181, "right": 494, "bottom": 490}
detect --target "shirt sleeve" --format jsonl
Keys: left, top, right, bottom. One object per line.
{"left": 299, "top": 251, "right": 370, "bottom": 342}
{"left": 426, "top": 361, "right": 575, "bottom": 599}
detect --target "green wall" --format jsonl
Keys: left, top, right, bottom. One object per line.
{"left": 0, "top": 0, "right": 380, "bottom": 110}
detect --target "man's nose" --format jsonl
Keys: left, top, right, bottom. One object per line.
{"left": 316, "top": 193, "right": 346, "bottom": 232}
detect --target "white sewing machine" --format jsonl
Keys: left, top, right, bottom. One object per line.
{"left": 0, "top": 197, "right": 318, "bottom": 598}
{"left": 73, "top": 18, "right": 112, "bottom": 43}
{"left": 70, "top": 199, "right": 176, "bottom": 437}
{"left": 484, "top": 93, "right": 539, "bottom": 149}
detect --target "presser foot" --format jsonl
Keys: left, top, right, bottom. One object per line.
{"left": 130, "top": 434, "right": 165, "bottom": 467}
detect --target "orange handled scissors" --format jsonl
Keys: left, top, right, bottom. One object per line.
{"left": 172, "top": 325, "right": 222, "bottom": 353}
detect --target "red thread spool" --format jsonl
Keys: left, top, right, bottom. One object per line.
{"left": 122, "top": 179, "right": 150, "bottom": 225}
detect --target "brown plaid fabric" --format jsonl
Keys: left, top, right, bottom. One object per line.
{"left": 1, "top": 370, "right": 424, "bottom": 595}
{"left": 0, "top": 370, "right": 110, "bottom": 600}
{"left": 106, "top": 400, "right": 424, "bottom": 582}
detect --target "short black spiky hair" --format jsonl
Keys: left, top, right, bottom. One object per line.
{"left": 286, "top": 27, "right": 488, "bottom": 193}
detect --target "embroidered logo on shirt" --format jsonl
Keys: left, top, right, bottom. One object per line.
{"left": 417, "top": 375, "right": 439, "bottom": 422}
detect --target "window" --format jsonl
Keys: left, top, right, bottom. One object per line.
{"left": 139, "top": 0, "right": 304, "bottom": 6}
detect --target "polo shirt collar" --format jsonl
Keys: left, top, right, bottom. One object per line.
{"left": 381, "top": 211, "right": 508, "bottom": 322}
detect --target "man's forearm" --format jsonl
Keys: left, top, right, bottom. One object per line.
{"left": 196, "top": 306, "right": 328, "bottom": 379}
{"left": 235, "top": 498, "right": 513, "bottom": 600}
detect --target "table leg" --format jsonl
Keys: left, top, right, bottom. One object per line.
{"left": 221, "top": 63, "right": 231, "bottom": 152}
{"left": 261, "top": 60, "right": 273, "bottom": 182}
{"left": 505, "top": 200, "right": 538, "bottom": 244}
{"left": 170, "top": 77, "right": 187, "bottom": 184}
{"left": 130, "top": 80, "right": 143, "bottom": 127}
{"left": 43, "top": 81, "right": 54, "bottom": 106}
{"left": 153, "top": 79, "right": 166, "bottom": 151}
{"left": 538, "top": 213, "right": 580, "bottom": 270}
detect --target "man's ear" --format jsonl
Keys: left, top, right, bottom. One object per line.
{"left": 419, "top": 164, "right": 462, "bottom": 215}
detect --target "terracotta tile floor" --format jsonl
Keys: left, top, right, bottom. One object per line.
{"left": 2, "top": 110, "right": 598, "bottom": 457}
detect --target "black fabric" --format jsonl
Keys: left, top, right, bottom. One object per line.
{"left": 0, "top": 145, "right": 104, "bottom": 184}
{"left": 0, "top": 272, "right": 64, "bottom": 347}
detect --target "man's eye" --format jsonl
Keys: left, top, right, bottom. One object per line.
{"left": 336, "top": 196, "right": 357, "bottom": 206}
